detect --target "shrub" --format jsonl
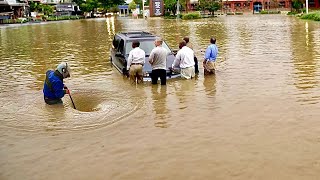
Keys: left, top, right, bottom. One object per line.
{"left": 182, "top": 12, "right": 201, "bottom": 20}
{"left": 261, "top": 10, "right": 280, "bottom": 14}
{"left": 164, "top": 11, "right": 171, "bottom": 16}
{"left": 287, "top": 11, "right": 298, "bottom": 15}
{"left": 300, "top": 12, "right": 320, "bottom": 21}
{"left": 46, "top": 15, "right": 84, "bottom": 21}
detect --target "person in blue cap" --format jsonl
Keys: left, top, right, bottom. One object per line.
{"left": 43, "top": 62, "right": 71, "bottom": 105}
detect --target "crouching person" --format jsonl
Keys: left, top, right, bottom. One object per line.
{"left": 172, "top": 41, "right": 195, "bottom": 79}
{"left": 127, "top": 40, "right": 146, "bottom": 84}
{"left": 43, "top": 62, "right": 71, "bottom": 105}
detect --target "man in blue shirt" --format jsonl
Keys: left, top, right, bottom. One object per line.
{"left": 43, "top": 62, "right": 71, "bottom": 105}
{"left": 204, "top": 37, "right": 218, "bottom": 75}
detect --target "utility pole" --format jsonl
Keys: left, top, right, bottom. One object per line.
{"left": 306, "top": 0, "right": 308, "bottom": 13}
{"left": 142, "top": 0, "right": 145, "bottom": 18}
{"left": 177, "top": 0, "right": 180, "bottom": 19}
{"left": 186, "top": 0, "right": 188, "bottom": 13}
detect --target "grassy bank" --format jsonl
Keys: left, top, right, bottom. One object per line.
{"left": 300, "top": 11, "right": 320, "bottom": 21}
{"left": 46, "top": 15, "right": 84, "bottom": 21}
{"left": 164, "top": 12, "right": 201, "bottom": 20}
{"left": 0, "top": 15, "right": 85, "bottom": 24}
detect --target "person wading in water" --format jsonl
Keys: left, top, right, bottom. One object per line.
{"left": 43, "top": 62, "right": 71, "bottom": 105}
{"left": 183, "top": 37, "right": 199, "bottom": 74}
{"left": 204, "top": 37, "right": 218, "bottom": 75}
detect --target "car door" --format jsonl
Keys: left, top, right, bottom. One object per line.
{"left": 116, "top": 39, "right": 127, "bottom": 73}
{"left": 111, "top": 35, "right": 125, "bottom": 73}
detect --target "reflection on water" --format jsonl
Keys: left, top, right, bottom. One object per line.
{"left": 151, "top": 86, "right": 169, "bottom": 128}
{"left": 203, "top": 75, "right": 217, "bottom": 97}
{"left": 105, "top": 16, "right": 115, "bottom": 38}
{"left": 291, "top": 19, "right": 320, "bottom": 105}
{"left": 1, "top": 15, "right": 320, "bottom": 179}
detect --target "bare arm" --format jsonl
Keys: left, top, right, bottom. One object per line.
{"left": 149, "top": 49, "right": 155, "bottom": 65}
{"left": 172, "top": 51, "right": 181, "bottom": 68}
{"left": 127, "top": 51, "right": 133, "bottom": 70}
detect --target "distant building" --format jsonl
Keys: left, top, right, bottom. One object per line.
{"left": 118, "top": 4, "right": 140, "bottom": 16}
{"left": 222, "top": 0, "right": 319, "bottom": 12}
{"left": 56, "top": 3, "right": 80, "bottom": 15}
{"left": 0, "top": 0, "right": 27, "bottom": 20}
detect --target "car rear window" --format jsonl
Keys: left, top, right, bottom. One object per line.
{"left": 125, "top": 40, "right": 171, "bottom": 55}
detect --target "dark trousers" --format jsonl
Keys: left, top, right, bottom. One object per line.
{"left": 151, "top": 69, "right": 166, "bottom": 85}
{"left": 44, "top": 96, "right": 62, "bottom": 105}
{"left": 194, "top": 56, "right": 199, "bottom": 74}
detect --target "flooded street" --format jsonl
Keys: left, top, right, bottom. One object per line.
{"left": 1, "top": 15, "right": 320, "bottom": 179}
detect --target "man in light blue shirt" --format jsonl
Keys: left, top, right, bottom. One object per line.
{"left": 204, "top": 37, "right": 218, "bottom": 75}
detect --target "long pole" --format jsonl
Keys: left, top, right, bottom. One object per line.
{"left": 186, "top": 0, "right": 188, "bottom": 13}
{"left": 142, "top": 0, "right": 145, "bottom": 17}
{"left": 306, "top": 0, "right": 308, "bottom": 14}
{"left": 69, "top": 94, "right": 76, "bottom": 109}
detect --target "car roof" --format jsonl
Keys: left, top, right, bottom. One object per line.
{"left": 116, "top": 31, "right": 159, "bottom": 41}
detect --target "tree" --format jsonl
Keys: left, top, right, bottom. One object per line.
{"left": 199, "top": 0, "right": 221, "bottom": 15}
{"left": 109, "top": 5, "right": 120, "bottom": 13}
{"left": 42, "top": 5, "right": 54, "bottom": 15}
{"left": 79, "top": 0, "right": 99, "bottom": 13}
{"left": 129, "top": 1, "right": 137, "bottom": 11}
{"left": 72, "top": 0, "right": 125, "bottom": 14}
{"left": 133, "top": 0, "right": 142, "bottom": 10}
{"left": 164, "top": 0, "right": 183, "bottom": 15}
{"left": 292, "top": 0, "right": 303, "bottom": 12}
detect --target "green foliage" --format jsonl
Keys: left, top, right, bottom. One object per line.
{"left": 29, "top": 1, "right": 39, "bottom": 12}
{"left": 300, "top": 12, "right": 320, "bottom": 21}
{"left": 292, "top": 0, "right": 303, "bottom": 12}
{"left": 199, "top": 0, "right": 221, "bottom": 15}
{"left": 133, "top": 0, "right": 142, "bottom": 9}
{"left": 42, "top": 5, "right": 54, "bottom": 15}
{"left": 109, "top": 5, "right": 120, "bottom": 13}
{"left": 260, "top": 10, "right": 280, "bottom": 14}
{"left": 164, "top": 0, "right": 179, "bottom": 15}
{"left": 29, "top": 1, "right": 54, "bottom": 15}
{"left": 181, "top": 12, "right": 201, "bottom": 19}
{"left": 79, "top": 0, "right": 99, "bottom": 12}
{"left": 72, "top": 0, "right": 125, "bottom": 13}
{"left": 287, "top": 11, "right": 298, "bottom": 15}
{"left": 129, "top": 1, "right": 137, "bottom": 10}
{"left": 46, "top": 15, "right": 84, "bottom": 21}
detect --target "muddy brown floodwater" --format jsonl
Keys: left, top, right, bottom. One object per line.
{"left": 1, "top": 15, "right": 320, "bottom": 179}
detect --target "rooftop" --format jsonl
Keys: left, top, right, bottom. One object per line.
{"left": 120, "top": 31, "right": 156, "bottom": 39}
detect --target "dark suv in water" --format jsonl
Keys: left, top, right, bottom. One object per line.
{"left": 110, "top": 31, "right": 180, "bottom": 81}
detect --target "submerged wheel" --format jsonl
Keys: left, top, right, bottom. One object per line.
{"left": 122, "top": 68, "right": 129, "bottom": 77}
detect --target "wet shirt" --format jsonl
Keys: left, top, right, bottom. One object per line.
{"left": 204, "top": 44, "right": 218, "bottom": 62}
{"left": 172, "top": 46, "right": 195, "bottom": 69}
{"left": 127, "top": 47, "right": 146, "bottom": 70}
{"left": 149, "top": 46, "right": 168, "bottom": 70}
{"left": 43, "top": 70, "right": 65, "bottom": 99}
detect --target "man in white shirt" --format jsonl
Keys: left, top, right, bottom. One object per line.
{"left": 127, "top": 41, "right": 146, "bottom": 83}
{"left": 149, "top": 38, "right": 168, "bottom": 85}
{"left": 172, "top": 41, "right": 195, "bottom": 79}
